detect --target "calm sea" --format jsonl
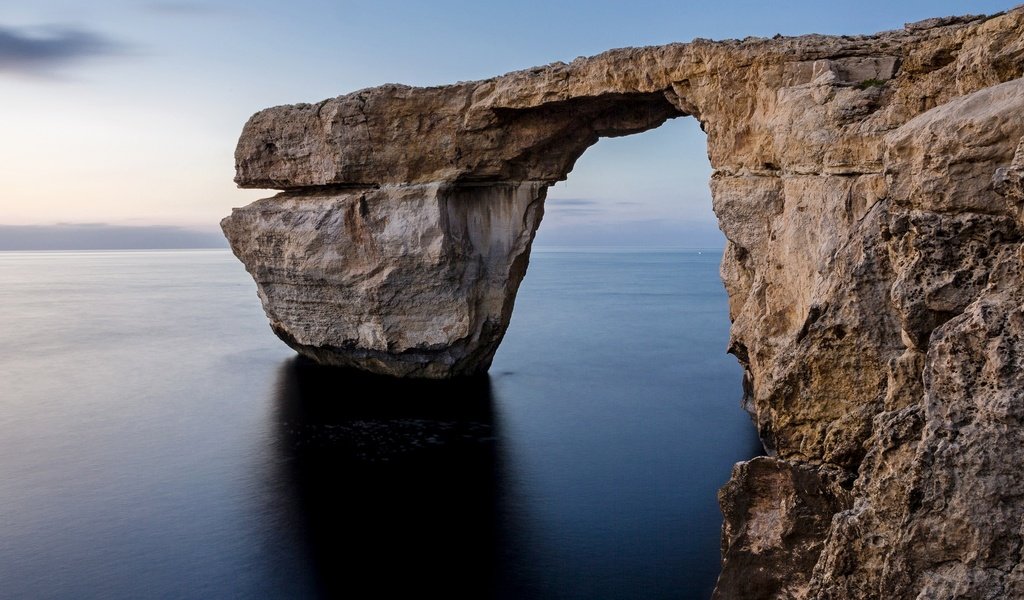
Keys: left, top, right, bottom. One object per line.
{"left": 0, "top": 248, "right": 760, "bottom": 599}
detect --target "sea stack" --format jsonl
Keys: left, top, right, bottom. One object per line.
{"left": 224, "top": 8, "right": 1024, "bottom": 599}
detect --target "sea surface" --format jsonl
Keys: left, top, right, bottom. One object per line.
{"left": 0, "top": 248, "right": 761, "bottom": 599}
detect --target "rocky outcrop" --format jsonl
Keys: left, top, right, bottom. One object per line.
{"left": 223, "top": 8, "right": 1024, "bottom": 599}
{"left": 715, "top": 457, "right": 853, "bottom": 599}
{"left": 224, "top": 183, "right": 544, "bottom": 377}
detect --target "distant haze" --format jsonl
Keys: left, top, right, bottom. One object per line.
{"left": 0, "top": 217, "right": 722, "bottom": 251}
{"left": 0, "top": 224, "right": 228, "bottom": 250}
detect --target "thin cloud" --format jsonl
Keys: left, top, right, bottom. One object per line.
{"left": 144, "top": 2, "right": 220, "bottom": 16}
{"left": 550, "top": 208, "right": 604, "bottom": 217}
{"left": 546, "top": 198, "right": 607, "bottom": 218}
{"left": 0, "top": 24, "right": 124, "bottom": 75}
{"left": 534, "top": 218, "right": 725, "bottom": 249}
{"left": 547, "top": 198, "right": 599, "bottom": 206}
{"left": 545, "top": 198, "right": 659, "bottom": 209}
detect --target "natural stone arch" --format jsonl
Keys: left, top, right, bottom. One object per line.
{"left": 224, "top": 10, "right": 1024, "bottom": 599}
{"left": 229, "top": 87, "right": 693, "bottom": 379}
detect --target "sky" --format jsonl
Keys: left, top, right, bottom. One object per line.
{"left": 1, "top": 0, "right": 1018, "bottom": 248}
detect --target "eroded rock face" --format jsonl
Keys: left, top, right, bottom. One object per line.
{"left": 223, "top": 182, "right": 544, "bottom": 377}
{"left": 715, "top": 457, "right": 852, "bottom": 600}
{"left": 223, "top": 8, "right": 1024, "bottom": 599}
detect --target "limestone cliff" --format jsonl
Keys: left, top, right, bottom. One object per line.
{"left": 223, "top": 8, "right": 1024, "bottom": 599}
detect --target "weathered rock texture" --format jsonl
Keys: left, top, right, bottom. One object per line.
{"left": 225, "top": 183, "right": 544, "bottom": 377}
{"left": 223, "top": 8, "right": 1024, "bottom": 599}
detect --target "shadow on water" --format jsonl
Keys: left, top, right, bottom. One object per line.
{"left": 270, "top": 357, "right": 532, "bottom": 599}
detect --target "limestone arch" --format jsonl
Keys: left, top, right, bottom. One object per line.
{"left": 227, "top": 86, "right": 706, "bottom": 378}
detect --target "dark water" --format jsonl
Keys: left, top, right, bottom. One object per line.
{"left": 0, "top": 249, "right": 761, "bottom": 599}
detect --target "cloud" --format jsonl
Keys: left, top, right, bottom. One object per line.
{"left": 144, "top": 1, "right": 219, "bottom": 16}
{"left": 0, "top": 224, "right": 228, "bottom": 250}
{"left": 549, "top": 208, "right": 604, "bottom": 218}
{"left": 0, "top": 24, "right": 124, "bottom": 75}
{"left": 534, "top": 218, "right": 725, "bottom": 249}
{"left": 547, "top": 198, "right": 599, "bottom": 206}
{"left": 546, "top": 198, "right": 606, "bottom": 217}
{"left": 546, "top": 197, "right": 647, "bottom": 213}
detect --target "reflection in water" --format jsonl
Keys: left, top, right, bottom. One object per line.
{"left": 249, "top": 251, "right": 767, "bottom": 599}
{"left": 270, "top": 357, "right": 532, "bottom": 598}
{"left": 0, "top": 250, "right": 762, "bottom": 599}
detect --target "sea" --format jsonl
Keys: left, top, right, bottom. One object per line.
{"left": 0, "top": 248, "right": 762, "bottom": 599}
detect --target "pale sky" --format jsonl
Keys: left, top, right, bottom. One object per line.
{"left": 1, "top": 1, "right": 1017, "bottom": 247}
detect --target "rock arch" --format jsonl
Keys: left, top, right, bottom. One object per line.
{"left": 228, "top": 86, "right": 692, "bottom": 379}
{"left": 224, "top": 9, "right": 1024, "bottom": 599}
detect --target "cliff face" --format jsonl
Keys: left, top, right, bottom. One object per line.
{"left": 223, "top": 9, "right": 1024, "bottom": 599}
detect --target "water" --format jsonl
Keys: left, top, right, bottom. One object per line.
{"left": 0, "top": 249, "right": 761, "bottom": 599}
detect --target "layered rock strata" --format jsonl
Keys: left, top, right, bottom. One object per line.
{"left": 223, "top": 8, "right": 1024, "bottom": 599}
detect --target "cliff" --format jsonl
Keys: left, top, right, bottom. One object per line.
{"left": 223, "top": 8, "right": 1024, "bottom": 598}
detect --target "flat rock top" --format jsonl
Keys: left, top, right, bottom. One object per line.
{"left": 234, "top": 9, "right": 1019, "bottom": 189}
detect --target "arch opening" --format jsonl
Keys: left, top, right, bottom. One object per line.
{"left": 483, "top": 117, "right": 761, "bottom": 597}
{"left": 535, "top": 116, "right": 720, "bottom": 249}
